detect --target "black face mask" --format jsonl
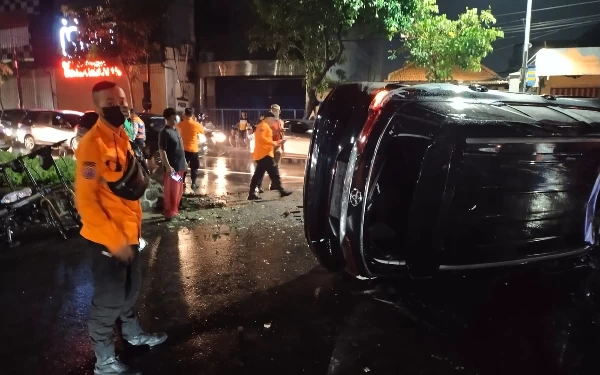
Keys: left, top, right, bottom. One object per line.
{"left": 102, "top": 106, "right": 126, "bottom": 127}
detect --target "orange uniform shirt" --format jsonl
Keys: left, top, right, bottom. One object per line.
{"left": 272, "top": 119, "right": 284, "bottom": 141}
{"left": 253, "top": 120, "right": 275, "bottom": 161}
{"left": 74, "top": 118, "right": 142, "bottom": 254}
{"left": 176, "top": 118, "right": 204, "bottom": 153}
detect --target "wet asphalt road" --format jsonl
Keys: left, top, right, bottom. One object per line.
{"left": 3, "top": 152, "right": 600, "bottom": 374}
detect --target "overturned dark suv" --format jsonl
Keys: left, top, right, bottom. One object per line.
{"left": 304, "top": 82, "right": 600, "bottom": 279}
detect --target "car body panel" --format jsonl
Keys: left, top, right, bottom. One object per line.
{"left": 306, "top": 82, "right": 600, "bottom": 278}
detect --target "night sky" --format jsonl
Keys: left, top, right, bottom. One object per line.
{"left": 437, "top": 0, "right": 600, "bottom": 73}
{"left": 55, "top": 0, "right": 599, "bottom": 75}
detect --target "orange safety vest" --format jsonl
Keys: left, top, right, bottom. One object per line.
{"left": 74, "top": 118, "right": 142, "bottom": 254}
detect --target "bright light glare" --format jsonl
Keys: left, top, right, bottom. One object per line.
{"left": 198, "top": 134, "right": 207, "bottom": 143}
{"left": 213, "top": 132, "right": 227, "bottom": 143}
{"left": 370, "top": 90, "right": 389, "bottom": 110}
{"left": 449, "top": 98, "right": 468, "bottom": 110}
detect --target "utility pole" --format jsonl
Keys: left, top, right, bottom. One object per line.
{"left": 519, "top": 0, "right": 533, "bottom": 93}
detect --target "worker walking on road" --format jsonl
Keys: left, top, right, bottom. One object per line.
{"left": 176, "top": 107, "right": 204, "bottom": 190}
{"left": 75, "top": 81, "right": 167, "bottom": 375}
{"left": 270, "top": 104, "right": 285, "bottom": 166}
{"left": 248, "top": 111, "right": 292, "bottom": 200}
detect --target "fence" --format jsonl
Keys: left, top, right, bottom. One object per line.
{"left": 205, "top": 108, "right": 305, "bottom": 129}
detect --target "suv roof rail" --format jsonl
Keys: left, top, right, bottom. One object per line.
{"left": 385, "top": 83, "right": 410, "bottom": 90}
{"left": 468, "top": 84, "right": 489, "bottom": 92}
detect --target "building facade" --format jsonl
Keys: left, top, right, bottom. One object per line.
{"left": 0, "top": 0, "right": 196, "bottom": 114}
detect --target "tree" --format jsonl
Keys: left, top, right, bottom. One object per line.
{"left": 394, "top": 0, "right": 504, "bottom": 82}
{"left": 0, "top": 62, "right": 13, "bottom": 111}
{"left": 62, "top": 0, "right": 165, "bottom": 109}
{"left": 249, "top": 0, "right": 418, "bottom": 119}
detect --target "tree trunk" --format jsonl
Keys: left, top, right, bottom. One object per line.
{"left": 304, "top": 88, "right": 319, "bottom": 120}
{"left": 123, "top": 64, "right": 136, "bottom": 110}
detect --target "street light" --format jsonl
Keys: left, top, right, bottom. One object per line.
{"left": 519, "top": 0, "right": 533, "bottom": 93}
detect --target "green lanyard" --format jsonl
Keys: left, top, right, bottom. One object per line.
{"left": 124, "top": 118, "right": 136, "bottom": 141}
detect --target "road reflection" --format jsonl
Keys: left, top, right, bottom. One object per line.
{"left": 190, "top": 155, "right": 305, "bottom": 196}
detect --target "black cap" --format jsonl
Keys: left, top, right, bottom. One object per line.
{"left": 262, "top": 111, "right": 275, "bottom": 119}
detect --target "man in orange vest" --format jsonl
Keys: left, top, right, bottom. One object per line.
{"left": 248, "top": 111, "right": 292, "bottom": 200}
{"left": 176, "top": 107, "right": 204, "bottom": 189}
{"left": 75, "top": 81, "right": 166, "bottom": 375}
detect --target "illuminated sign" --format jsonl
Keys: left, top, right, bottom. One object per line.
{"left": 59, "top": 18, "right": 120, "bottom": 78}
{"left": 62, "top": 61, "right": 123, "bottom": 78}
{"left": 59, "top": 18, "right": 79, "bottom": 57}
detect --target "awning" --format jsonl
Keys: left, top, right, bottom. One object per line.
{"left": 536, "top": 47, "right": 600, "bottom": 76}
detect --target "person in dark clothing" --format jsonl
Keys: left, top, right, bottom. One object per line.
{"left": 158, "top": 108, "right": 187, "bottom": 220}
{"left": 248, "top": 111, "right": 292, "bottom": 200}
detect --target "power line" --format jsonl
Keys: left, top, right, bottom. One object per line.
{"left": 491, "top": 23, "right": 593, "bottom": 52}
{"left": 502, "top": 19, "right": 600, "bottom": 34}
{"left": 500, "top": 14, "right": 600, "bottom": 31}
{"left": 495, "top": 0, "right": 600, "bottom": 17}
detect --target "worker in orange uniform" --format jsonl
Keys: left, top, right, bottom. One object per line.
{"left": 248, "top": 111, "right": 292, "bottom": 200}
{"left": 176, "top": 107, "right": 204, "bottom": 190}
{"left": 270, "top": 104, "right": 285, "bottom": 166}
{"left": 75, "top": 81, "right": 167, "bottom": 375}
{"left": 130, "top": 109, "right": 146, "bottom": 149}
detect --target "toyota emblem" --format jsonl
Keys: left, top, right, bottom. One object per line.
{"left": 349, "top": 188, "right": 363, "bottom": 207}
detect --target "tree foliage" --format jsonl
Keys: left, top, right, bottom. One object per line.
{"left": 61, "top": 0, "right": 166, "bottom": 108}
{"left": 394, "top": 0, "right": 503, "bottom": 82}
{"left": 0, "top": 63, "right": 12, "bottom": 85}
{"left": 249, "top": 0, "right": 418, "bottom": 118}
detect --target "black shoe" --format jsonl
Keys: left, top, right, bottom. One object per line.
{"left": 257, "top": 187, "right": 264, "bottom": 194}
{"left": 279, "top": 189, "right": 292, "bottom": 198}
{"left": 247, "top": 194, "right": 262, "bottom": 201}
{"left": 269, "top": 184, "right": 281, "bottom": 191}
{"left": 94, "top": 356, "right": 141, "bottom": 375}
{"left": 191, "top": 183, "right": 199, "bottom": 189}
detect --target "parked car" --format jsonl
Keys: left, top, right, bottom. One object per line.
{"left": 0, "top": 119, "right": 14, "bottom": 151}
{"left": 304, "top": 82, "right": 600, "bottom": 279}
{"left": 281, "top": 119, "right": 313, "bottom": 158}
{"left": 0, "top": 109, "right": 82, "bottom": 151}
{"left": 248, "top": 118, "right": 313, "bottom": 158}
{"left": 0, "top": 109, "right": 25, "bottom": 148}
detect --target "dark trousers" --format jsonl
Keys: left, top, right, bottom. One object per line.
{"left": 274, "top": 149, "right": 282, "bottom": 166}
{"left": 135, "top": 139, "right": 145, "bottom": 149}
{"left": 88, "top": 241, "right": 143, "bottom": 360}
{"left": 250, "top": 156, "right": 282, "bottom": 193}
{"left": 184, "top": 151, "right": 199, "bottom": 185}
